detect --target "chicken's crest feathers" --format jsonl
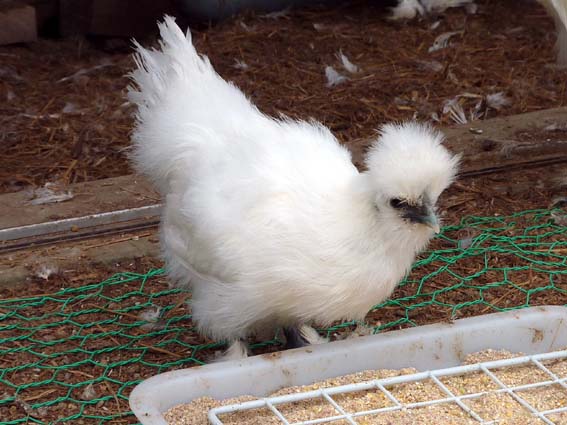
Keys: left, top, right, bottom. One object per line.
{"left": 366, "top": 122, "right": 459, "bottom": 203}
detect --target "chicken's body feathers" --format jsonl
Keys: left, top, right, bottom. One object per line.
{"left": 129, "top": 17, "right": 457, "bottom": 349}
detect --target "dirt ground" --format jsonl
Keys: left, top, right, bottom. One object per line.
{"left": 1, "top": 0, "right": 567, "bottom": 423}
{"left": 1, "top": 0, "right": 566, "bottom": 193}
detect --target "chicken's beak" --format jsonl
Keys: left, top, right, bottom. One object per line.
{"left": 422, "top": 212, "right": 440, "bottom": 234}
{"left": 402, "top": 204, "right": 441, "bottom": 234}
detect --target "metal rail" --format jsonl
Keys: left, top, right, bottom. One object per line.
{"left": 0, "top": 205, "right": 162, "bottom": 242}
{"left": 0, "top": 205, "right": 162, "bottom": 254}
{"left": 0, "top": 154, "right": 565, "bottom": 253}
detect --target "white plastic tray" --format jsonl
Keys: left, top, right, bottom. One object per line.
{"left": 129, "top": 306, "right": 567, "bottom": 425}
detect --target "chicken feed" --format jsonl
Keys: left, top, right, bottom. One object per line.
{"left": 165, "top": 349, "right": 567, "bottom": 425}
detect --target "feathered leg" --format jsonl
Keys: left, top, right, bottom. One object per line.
{"left": 283, "top": 327, "right": 309, "bottom": 349}
{"left": 283, "top": 325, "right": 328, "bottom": 349}
{"left": 212, "top": 339, "right": 250, "bottom": 362}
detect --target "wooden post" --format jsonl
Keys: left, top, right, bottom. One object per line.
{"left": 0, "top": 4, "right": 37, "bottom": 45}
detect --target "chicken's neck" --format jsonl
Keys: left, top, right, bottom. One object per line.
{"left": 343, "top": 172, "right": 434, "bottom": 270}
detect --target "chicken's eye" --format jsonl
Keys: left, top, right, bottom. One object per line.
{"left": 390, "top": 198, "right": 404, "bottom": 209}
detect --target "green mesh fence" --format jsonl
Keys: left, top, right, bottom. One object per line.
{"left": 1, "top": 209, "right": 566, "bottom": 424}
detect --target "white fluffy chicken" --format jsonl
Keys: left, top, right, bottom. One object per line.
{"left": 128, "top": 16, "right": 459, "bottom": 360}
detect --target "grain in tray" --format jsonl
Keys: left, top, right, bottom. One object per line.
{"left": 165, "top": 349, "right": 567, "bottom": 425}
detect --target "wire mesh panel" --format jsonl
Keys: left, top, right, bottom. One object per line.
{"left": 208, "top": 350, "right": 567, "bottom": 425}
{"left": 0, "top": 209, "right": 566, "bottom": 423}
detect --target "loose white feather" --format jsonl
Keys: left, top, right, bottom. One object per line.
{"left": 139, "top": 306, "right": 167, "bottom": 331}
{"left": 57, "top": 60, "right": 112, "bottom": 83}
{"left": 325, "top": 65, "right": 347, "bottom": 87}
{"left": 239, "top": 21, "right": 255, "bottom": 32}
{"left": 233, "top": 59, "right": 249, "bottom": 70}
{"left": 35, "top": 263, "right": 59, "bottom": 280}
{"left": 260, "top": 7, "right": 291, "bottom": 19}
{"left": 416, "top": 59, "right": 444, "bottom": 72}
{"left": 336, "top": 51, "right": 360, "bottom": 74}
{"left": 443, "top": 98, "right": 467, "bottom": 124}
{"left": 550, "top": 197, "right": 567, "bottom": 226}
{"left": 429, "top": 31, "right": 461, "bottom": 53}
{"left": 486, "top": 92, "right": 510, "bottom": 110}
{"left": 28, "top": 183, "right": 74, "bottom": 205}
{"left": 139, "top": 306, "right": 162, "bottom": 322}
{"left": 80, "top": 383, "right": 98, "bottom": 401}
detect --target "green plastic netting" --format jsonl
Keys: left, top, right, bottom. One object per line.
{"left": 1, "top": 209, "right": 566, "bottom": 424}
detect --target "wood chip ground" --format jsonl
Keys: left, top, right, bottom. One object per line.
{"left": 1, "top": 0, "right": 566, "bottom": 194}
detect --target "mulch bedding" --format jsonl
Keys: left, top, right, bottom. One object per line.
{"left": 1, "top": 203, "right": 565, "bottom": 423}
{"left": 1, "top": 0, "right": 567, "bottom": 423}
{"left": 0, "top": 0, "right": 566, "bottom": 193}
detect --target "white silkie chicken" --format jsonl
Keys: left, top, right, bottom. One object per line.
{"left": 128, "top": 16, "right": 459, "bottom": 360}
{"left": 391, "top": 0, "right": 567, "bottom": 67}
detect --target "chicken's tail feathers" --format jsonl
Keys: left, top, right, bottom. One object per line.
{"left": 128, "top": 15, "right": 209, "bottom": 111}
{"left": 127, "top": 16, "right": 264, "bottom": 193}
{"left": 127, "top": 15, "right": 210, "bottom": 192}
